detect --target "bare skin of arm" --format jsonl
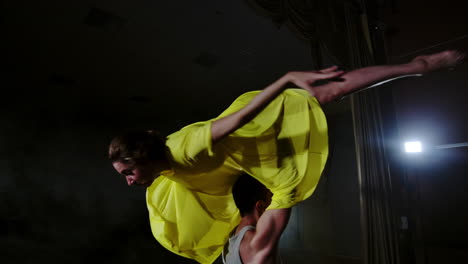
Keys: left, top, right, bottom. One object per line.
{"left": 245, "top": 208, "right": 291, "bottom": 264}
{"left": 211, "top": 50, "right": 465, "bottom": 145}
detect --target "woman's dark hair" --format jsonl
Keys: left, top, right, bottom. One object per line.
{"left": 232, "top": 174, "right": 271, "bottom": 217}
{"left": 108, "top": 130, "right": 166, "bottom": 165}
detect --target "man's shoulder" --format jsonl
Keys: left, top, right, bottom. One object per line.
{"left": 239, "top": 228, "right": 257, "bottom": 263}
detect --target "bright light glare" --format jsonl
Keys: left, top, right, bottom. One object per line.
{"left": 405, "top": 141, "right": 422, "bottom": 153}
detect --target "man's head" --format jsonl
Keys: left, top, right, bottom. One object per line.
{"left": 232, "top": 174, "right": 272, "bottom": 218}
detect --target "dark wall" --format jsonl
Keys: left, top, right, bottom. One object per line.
{"left": 390, "top": 63, "right": 468, "bottom": 263}
{"left": 0, "top": 76, "right": 197, "bottom": 263}
{"left": 384, "top": 1, "right": 468, "bottom": 262}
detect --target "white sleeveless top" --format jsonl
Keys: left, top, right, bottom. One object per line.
{"left": 223, "top": 225, "right": 282, "bottom": 264}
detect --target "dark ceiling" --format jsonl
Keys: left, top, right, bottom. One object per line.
{"left": 4, "top": 0, "right": 467, "bottom": 132}
{"left": 3, "top": 0, "right": 325, "bottom": 135}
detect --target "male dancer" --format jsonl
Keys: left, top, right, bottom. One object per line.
{"left": 224, "top": 175, "right": 286, "bottom": 264}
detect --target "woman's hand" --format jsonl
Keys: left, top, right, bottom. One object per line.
{"left": 285, "top": 66, "right": 345, "bottom": 97}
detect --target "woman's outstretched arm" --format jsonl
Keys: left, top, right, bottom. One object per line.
{"left": 311, "top": 50, "right": 465, "bottom": 103}
{"left": 211, "top": 50, "right": 465, "bottom": 144}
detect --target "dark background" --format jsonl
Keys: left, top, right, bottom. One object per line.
{"left": 1, "top": 0, "right": 467, "bottom": 263}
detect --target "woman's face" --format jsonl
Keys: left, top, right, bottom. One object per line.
{"left": 112, "top": 161, "right": 158, "bottom": 187}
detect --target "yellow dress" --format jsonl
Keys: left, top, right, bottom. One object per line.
{"left": 146, "top": 89, "right": 328, "bottom": 263}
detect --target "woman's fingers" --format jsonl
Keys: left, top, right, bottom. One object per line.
{"left": 287, "top": 70, "right": 345, "bottom": 92}
{"left": 318, "top": 65, "right": 339, "bottom": 73}
{"left": 316, "top": 70, "right": 345, "bottom": 80}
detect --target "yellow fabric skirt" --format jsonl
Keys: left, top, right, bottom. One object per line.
{"left": 146, "top": 89, "right": 328, "bottom": 263}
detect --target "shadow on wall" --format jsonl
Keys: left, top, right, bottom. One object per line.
{"left": 0, "top": 97, "right": 198, "bottom": 263}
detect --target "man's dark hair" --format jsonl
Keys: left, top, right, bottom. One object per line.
{"left": 232, "top": 174, "right": 271, "bottom": 217}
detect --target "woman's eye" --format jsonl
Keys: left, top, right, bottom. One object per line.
{"left": 122, "top": 169, "right": 133, "bottom": 176}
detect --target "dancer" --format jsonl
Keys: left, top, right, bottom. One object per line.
{"left": 222, "top": 174, "right": 285, "bottom": 264}
{"left": 109, "top": 50, "right": 464, "bottom": 263}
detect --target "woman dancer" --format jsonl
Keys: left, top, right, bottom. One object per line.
{"left": 109, "top": 50, "right": 464, "bottom": 263}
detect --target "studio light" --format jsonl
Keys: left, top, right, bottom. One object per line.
{"left": 405, "top": 141, "right": 422, "bottom": 153}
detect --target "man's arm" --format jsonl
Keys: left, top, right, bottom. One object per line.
{"left": 248, "top": 208, "right": 291, "bottom": 263}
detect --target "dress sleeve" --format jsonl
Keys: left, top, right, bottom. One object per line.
{"left": 166, "top": 121, "right": 214, "bottom": 168}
